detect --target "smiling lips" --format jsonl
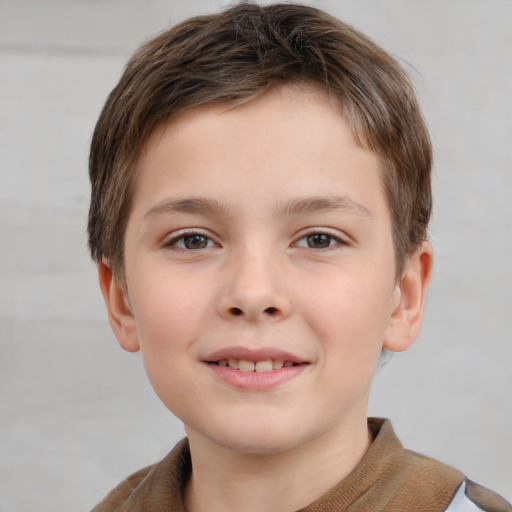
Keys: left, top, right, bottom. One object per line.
{"left": 216, "top": 358, "right": 298, "bottom": 372}
{"left": 205, "top": 348, "right": 308, "bottom": 389}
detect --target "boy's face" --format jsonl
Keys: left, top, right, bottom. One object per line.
{"left": 104, "top": 86, "right": 428, "bottom": 455}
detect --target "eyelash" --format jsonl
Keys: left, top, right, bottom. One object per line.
{"left": 163, "top": 229, "right": 348, "bottom": 252}
{"left": 293, "top": 230, "right": 348, "bottom": 250}
{"left": 163, "top": 230, "right": 217, "bottom": 251}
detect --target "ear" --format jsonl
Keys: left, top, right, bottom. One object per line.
{"left": 98, "top": 262, "right": 140, "bottom": 353}
{"left": 383, "top": 242, "right": 433, "bottom": 352}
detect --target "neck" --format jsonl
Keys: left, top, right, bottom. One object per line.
{"left": 184, "top": 416, "right": 372, "bottom": 512}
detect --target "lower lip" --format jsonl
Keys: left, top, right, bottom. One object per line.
{"left": 206, "top": 363, "right": 308, "bottom": 390}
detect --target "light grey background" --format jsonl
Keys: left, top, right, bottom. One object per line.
{"left": 1, "top": 0, "right": 511, "bottom": 510}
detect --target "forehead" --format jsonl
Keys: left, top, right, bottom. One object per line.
{"left": 139, "top": 83, "right": 370, "bottom": 167}
{"left": 130, "top": 85, "right": 386, "bottom": 220}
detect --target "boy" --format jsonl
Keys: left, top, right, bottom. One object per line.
{"left": 87, "top": 3, "right": 511, "bottom": 511}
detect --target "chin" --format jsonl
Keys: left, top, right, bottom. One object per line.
{"left": 218, "top": 435, "right": 299, "bottom": 455}
{"left": 202, "top": 418, "right": 312, "bottom": 455}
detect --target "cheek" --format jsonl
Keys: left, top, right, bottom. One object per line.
{"left": 130, "top": 271, "right": 201, "bottom": 359}
{"left": 131, "top": 282, "right": 201, "bottom": 413}
{"left": 304, "top": 273, "right": 393, "bottom": 363}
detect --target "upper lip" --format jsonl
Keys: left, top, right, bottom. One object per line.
{"left": 204, "top": 346, "right": 308, "bottom": 364}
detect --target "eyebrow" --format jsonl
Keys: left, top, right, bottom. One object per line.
{"left": 144, "top": 194, "right": 374, "bottom": 221}
{"left": 144, "top": 197, "right": 230, "bottom": 219}
{"left": 274, "top": 195, "right": 374, "bottom": 221}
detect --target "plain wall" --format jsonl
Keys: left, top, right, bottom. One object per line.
{"left": 1, "top": 1, "right": 510, "bottom": 510}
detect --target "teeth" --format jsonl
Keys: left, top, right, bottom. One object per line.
{"left": 217, "top": 358, "right": 297, "bottom": 371}
{"left": 238, "top": 359, "right": 255, "bottom": 372}
{"left": 255, "top": 360, "right": 273, "bottom": 372}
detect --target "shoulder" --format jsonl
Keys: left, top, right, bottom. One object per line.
{"left": 89, "top": 438, "right": 191, "bottom": 512}
{"left": 394, "top": 450, "right": 511, "bottom": 512}
{"left": 90, "top": 465, "right": 154, "bottom": 512}
{"left": 365, "top": 420, "right": 510, "bottom": 511}
{"left": 444, "top": 480, "right": 512, "bottom": 512}
{"left": 393, "top": 449, "right": 511, "bottom": 511}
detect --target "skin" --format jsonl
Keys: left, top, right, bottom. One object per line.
{"left": 99, "top": 86, "right": 433, "bottom": 512}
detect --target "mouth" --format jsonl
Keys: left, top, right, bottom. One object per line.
{"left": 209, "top": 358, "right": 302, "bottom": 373}
{"left": 203, "top": 347, "right": 309, "bottom": 389}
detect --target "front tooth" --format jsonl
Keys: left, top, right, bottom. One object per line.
{"left": 272, "top": 360, "right": 284, "bottom": 369}
{"left": 228, "top": 358, "right": 239, "bottom": 370}
{"left": 238, "top": 360, "right": 255, "bottom": 372}
{"left": 218, "top": 359, "right": 228, "bottom": 367}
{"left": 255, "top": 360, "right": 273, "bottom": 372}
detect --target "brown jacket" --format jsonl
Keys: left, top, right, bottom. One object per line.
{"left": 91, "top": 418, "right": 511, "bottom": 512}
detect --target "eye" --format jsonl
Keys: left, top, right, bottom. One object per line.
{"left": 295, "top": 232, "right": 345, "bottom": 249}
{"left": 166, "top": 232, "right": 216, "bottom": 250}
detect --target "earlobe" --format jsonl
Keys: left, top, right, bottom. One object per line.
{"left": 383, "top": 242, "right": 433, "bottom": 352}
{"left": 98, "top": 262, "right": 140, "bottom": 353}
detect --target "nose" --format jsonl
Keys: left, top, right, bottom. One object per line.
{"left": 216, "top": 249, "right": 291, "bottom": 322}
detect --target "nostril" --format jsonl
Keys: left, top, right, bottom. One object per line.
{"left": 265, "top": 307, "right": 278, "bottom": 315}
{"left": 230, "top": 307, "right": 243, "bottom": 316}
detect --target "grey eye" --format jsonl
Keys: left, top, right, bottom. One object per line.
{"left": 182, "top": 234, "right": 210, "bottom": 249}
{"left": 295, "top": 232, "right": 342, "bottom": 249}
{"left": 306, "top": 233, "right": 333, "bottom": 248}
{"left": 168, "top": 233, "right": 215, "bottom": 250}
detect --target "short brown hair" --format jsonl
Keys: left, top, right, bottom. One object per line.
{"left": 88, "top": 2, "right": 432, "bottom": 281}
